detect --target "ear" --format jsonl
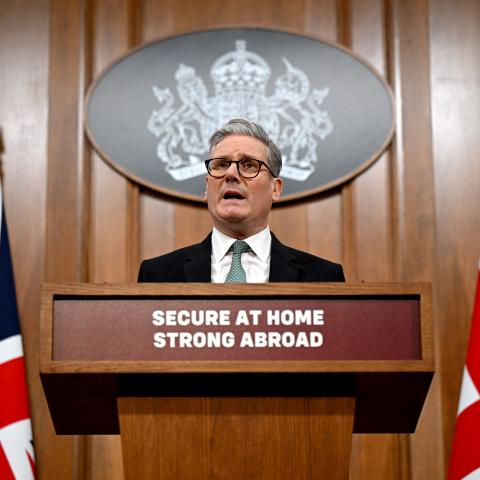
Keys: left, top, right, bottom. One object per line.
{"left": 271, "top": 177, "right": 283, "bottom": 202}
{"left": 204, "top": 176, "right": 209, "bottom": 201}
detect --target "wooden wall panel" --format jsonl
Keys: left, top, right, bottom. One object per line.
{"left": 174, "top": 203, "right": 213, "bottom": 249}
{"left": 270, "top": 203, "right": 309, "bottom": 250}
{"left": 348, "top": 1, "right": 406, "bottom": 478}
{"left": 139, "top": 2, "right": 177, "bottom": 263}
{"left": 139, "top": 192, "right": 176, "bottom": 261}
{"left": 87, "top": 1, "right": 134, "bottom": 478}
{"left": 90, "top": 0, "right": 132, "bottom": 284}
{"left": 390, "top": 1, "right": 446, "bottom": 478}
{"left": 303, "top": 0, "right": 344, "bottom": 266}
{"left": 350, "top": 0, "right": 391, "bottom": 283}
{"left": 305, "top": 192, "right": 343, "bottom": 264}
{"left": 45, "top": 1, "right": 89, "bottom": 478}
{"left": 46, "top": 0, "right": 88, "bottom": 284}
{"left": 430, "top": 0, "right": 480, "bottom": 472}
{"left": 391, "top": 2, "right": 444, "bottom": 480}
{"left": 2, "top": 0, "right": 480, "bottom": 478}
{"left": 0, "top": 1, "right": 52, "bottom": 478}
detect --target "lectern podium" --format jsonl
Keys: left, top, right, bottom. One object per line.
{"left": 40, "top": 283, "right": 434, "bottom": 479}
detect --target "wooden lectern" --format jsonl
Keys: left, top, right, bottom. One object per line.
{"left": 40, "top": 283, "right": 434, "bottom": 479}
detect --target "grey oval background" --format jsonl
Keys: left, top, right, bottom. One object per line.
{"left": 86, "top": 28, "right": 394, "bottom": 202}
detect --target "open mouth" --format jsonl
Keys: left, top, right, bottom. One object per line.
{"left": 223, "top": 191, "right": 245, "bottom": 200}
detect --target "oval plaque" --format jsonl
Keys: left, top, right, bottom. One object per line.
{"left": 86, "top": 28, "right": 394, "bottom": 202}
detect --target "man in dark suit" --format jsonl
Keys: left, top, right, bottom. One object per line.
{"left": 138, "top": 118, "right": 344, "bottom": 283}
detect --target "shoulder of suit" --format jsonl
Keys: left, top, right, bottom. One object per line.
{"left": 272, "top": 234, "right": 340, "bottom": 267}
{"left": 141, "top": 239, "right": 209, "bottom": 268}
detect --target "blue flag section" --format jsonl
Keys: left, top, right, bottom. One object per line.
{"left": 0, "top": 184, "right": 36, "bottom": 479}
{"left": 0, "top": 203, "right": 20, "bottom": 340}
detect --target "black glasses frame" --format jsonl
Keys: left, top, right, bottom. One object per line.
{"left": 205, "top": 157, "right": 276, "bottom": 179}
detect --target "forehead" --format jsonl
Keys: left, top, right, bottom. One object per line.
{"left": 212, "top": 134, "right": 268, "bottom": 161}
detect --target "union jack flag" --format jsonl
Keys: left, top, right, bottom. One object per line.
{"left": 448, "top": 261, "right": 480, "bottom": 480}
{"left": 0, "top": 182, "right": 36, "bottom": 479}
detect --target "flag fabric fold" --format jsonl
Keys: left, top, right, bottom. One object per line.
{"left": 0, "top": 183, "right": 36, "bottom": 480}
{"left": 448, "top": 262, "right": 480, "bottom": 480}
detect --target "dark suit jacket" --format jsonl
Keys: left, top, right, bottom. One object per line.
{"left": 138, "top": 233, "right": 345, "bottom": 282}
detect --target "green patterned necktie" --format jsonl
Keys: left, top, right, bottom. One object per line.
{"left": 225, "top": 240, "right": 250, "bottom": 283}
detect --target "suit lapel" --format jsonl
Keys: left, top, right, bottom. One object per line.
{"left": 269, "top": 233, "right": 304, "bottom": 282}
{"left": 183, "top": 234, "right": 212, "bottom": 282}
{"left": 181, "top": 232, "right": 303, "bottom": 282}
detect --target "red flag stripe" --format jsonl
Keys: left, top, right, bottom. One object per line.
{"left": 0, "top": 443, "right": 15, "bottom": 480}
{"left": 448, "top": 400, "right": 480, "bottom": 480}
{"left": 466, "top": 270, "right": 480, "bottom": 391}
{"left": 0, "top": 357, "right": 30, "bottom": 429}
{"left": 449, "top": 265, "right": 480, "bottom": 480}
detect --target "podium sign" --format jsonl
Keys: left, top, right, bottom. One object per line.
{"left": 40, "top": 283, "right": 434, "bottom": 480}
{"left": 52, "top": 296, "right": 421, "bottom": 362}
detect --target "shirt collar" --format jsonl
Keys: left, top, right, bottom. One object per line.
{"left": 211, "top": 226, "right": 271, "bottom": 262}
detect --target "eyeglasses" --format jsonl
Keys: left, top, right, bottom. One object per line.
{"left": 205, "top": 157, "right": 276, "bottom": 179}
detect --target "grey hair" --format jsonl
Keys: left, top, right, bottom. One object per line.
{"left": 208, "top": 118, "right": 282, "bottom": 177}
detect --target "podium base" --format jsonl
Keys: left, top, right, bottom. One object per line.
{"left": 118, "top": 396, "right": 355, "bottom": 480}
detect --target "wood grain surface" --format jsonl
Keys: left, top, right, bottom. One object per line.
{"left": 118, "top": 396, "right": 355, "bottom": 480}
{"left": 1, "top": 0, "right": 479, "bottom": 478}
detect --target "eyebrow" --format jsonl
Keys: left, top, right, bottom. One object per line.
{"left": 213, "top": 155, "right": 263, "bottom": 162}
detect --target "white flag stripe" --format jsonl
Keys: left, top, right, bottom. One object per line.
{"left": 0, "top": 419, "right": 35, "bottom": 480}
{"left": 462, "top": 466, "right": 480, "bottom": 480}
{"left": 0, "top": 334, "right": 24, "bottom": 365}
{"left": 457, "top": 366, "right": 480, "bottom": 416}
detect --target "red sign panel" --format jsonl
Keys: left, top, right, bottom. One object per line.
{"left": 53, "top": 297, "right": 420, "bottom": 361}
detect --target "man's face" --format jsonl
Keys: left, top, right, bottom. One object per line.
{"left": 205, "top": 134, "right": 283, "bottom": 238}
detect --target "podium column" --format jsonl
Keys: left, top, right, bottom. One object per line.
{"left": 118, "top": 396, "right": 355, "bottom": 480}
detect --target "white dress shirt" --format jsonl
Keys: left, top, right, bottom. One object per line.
{"left": 211, "top": 227, "right": 271, "bottom": 283}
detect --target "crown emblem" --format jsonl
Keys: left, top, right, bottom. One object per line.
{"left": 211, "top": 40, "right": 271, "bottom": 94}
{"left": 147, "top": 40, "right": 334, "bottom": 182}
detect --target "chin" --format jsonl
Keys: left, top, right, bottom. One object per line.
{"left": 220, "top": 214, "right": 247, "bottom": 225}
{"left": 218, "top": 206, "right": 248, "bottom": 221}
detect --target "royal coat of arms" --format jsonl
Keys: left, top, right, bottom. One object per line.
{"left": 147, "top": 40, "right": 334, "bottom": 181}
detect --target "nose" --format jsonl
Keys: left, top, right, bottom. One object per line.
{"left": 225, "top": 161, "right": 240, "bottom": 180}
